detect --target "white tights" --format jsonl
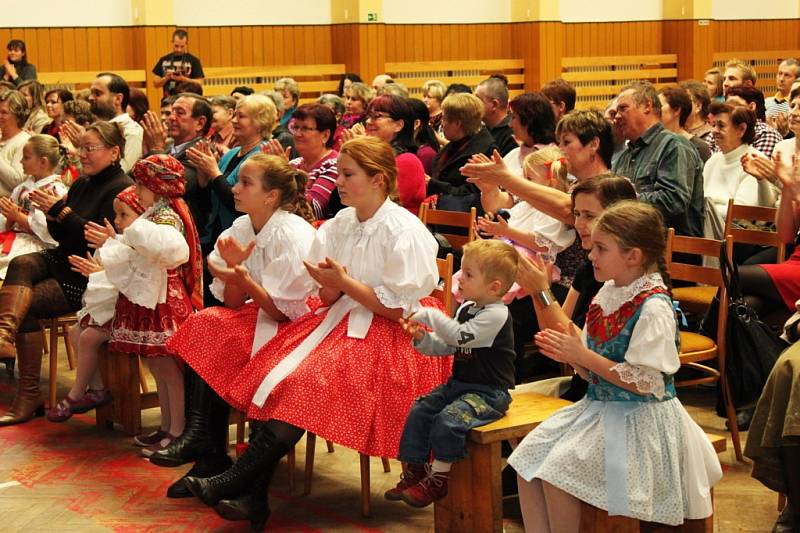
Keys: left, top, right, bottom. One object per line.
{"left": 67, "top": 323, "right": 110, "bottom": 400}
{"left": 517, "top": 476, "right": 581, "bottom": 533}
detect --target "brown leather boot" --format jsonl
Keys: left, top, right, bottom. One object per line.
{"left": 0, "top": 332, "right": 45, "bottom": 426}
{"left": 0, "top": 285, "right": 33, "bottom": 359}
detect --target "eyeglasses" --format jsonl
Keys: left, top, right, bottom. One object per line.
{"left": 78, "top": 144, "right": 108, "bottom": 154}
{"left": 366, "top": 112, "right": 392, "bottom": 121}
{"left": 289, "top": 123, "right": 318, "bottom": 134}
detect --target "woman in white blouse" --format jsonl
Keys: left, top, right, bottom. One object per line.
{"left": 182, "top": 137, "right": 452, "bottom": 530}
{"left": 703, "top": 102, "right": 778, "bottom": 237}
{"left": 0, "top": 134, "right": 68, "bottom": 278}
{"left": 149, "top": 154, "right": 318, "bottom": 497}
{"left": 0, "top": 90, "right": 32, "bottom": 196}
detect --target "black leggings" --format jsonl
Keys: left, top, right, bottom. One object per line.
{"left": 4, "top": 253, "right": 76, "bottom": 333}
{"left": 252, "top": 419, "right": 306, "bottom": 448}
{"left": 737, "top": 264, "right": 785, "bottom": 317}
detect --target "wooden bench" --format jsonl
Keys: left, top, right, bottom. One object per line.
{"left": 434, "top": 391, "right": 727, "bottom": 533}
{"left": 560, "top": 54, "right": 678, "bottom": 110}
{"left": 95, "top": 348, "right": 158, "bottom": 436}
{"left": 384, "top": 59, "right": 525, "bottom": 99}
{"left": 202, "top": 63, "right": 346, "bottom": 103}
{"left": 38, "top": 69, "right": 148, "bottom": 94}
{"left": 712, "top": 50, "right": 800, "bottom": 96}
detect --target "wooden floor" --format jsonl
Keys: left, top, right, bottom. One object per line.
{"left": 0, "top": 347, "right": 782, "bottom": 532}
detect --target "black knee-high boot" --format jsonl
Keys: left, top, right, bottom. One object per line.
{"left": 212, "top": 461, "right": 277, "bottom": 531}
{"left": 151, "top": 368, "right": 228, "bottom": 467}
{"left": 185, "top": 421, "right": 290, "bottom": 507}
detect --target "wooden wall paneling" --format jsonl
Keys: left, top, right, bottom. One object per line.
{"left": 207, "top": 27, "right": 222, "bottom": 66}
{"left": 251, "top": 26, "right": 264, "bottom": 66}
{"left": 239, "top": 26, "right": 253, "bottom": 66}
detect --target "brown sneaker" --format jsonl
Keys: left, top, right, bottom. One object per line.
{"left": 384, "top": 463, "right": 427, "bottom": 501}
{"left": 401, "top": 469, "right": 449, "bottom": 508}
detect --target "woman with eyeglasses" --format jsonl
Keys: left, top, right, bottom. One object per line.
{"left": 0, "top": 120, "right": 132, "bottom": 426}
{"left": 42, "top": 89, "right": 74, "bottom": 141}
{"left": 263, "top": 103, "right": 339, "bottom": 220}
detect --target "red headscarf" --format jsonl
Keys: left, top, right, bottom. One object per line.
{"left": 130, "top": 155, "right": 204, "bottom": 311}
{"left": 115, "top": 185, "right": 145, "bottom": 216}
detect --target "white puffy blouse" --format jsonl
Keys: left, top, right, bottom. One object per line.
{"left": 0, "top": 174, "right": 67, "bottom": 245}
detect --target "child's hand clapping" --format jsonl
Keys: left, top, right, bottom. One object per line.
{"left": 476, "top": 211, "right": 510, "bottom": 239}
{"left": 84, "top": 218, "right": 117, "bottom": 248}
{"left": 534, "top": 322, "right": 586, "bottom": 365}
{"left": 303, "top": 256, "right": 350, "bottom": 290}
{"left": 217, "top": 236, "right": 256, "bottom": 267}
{"left": 68, "top": 252, "right": 103, "bottom": 277}
{"left": 399, "top": 315, "right": 426, "bottom": 342}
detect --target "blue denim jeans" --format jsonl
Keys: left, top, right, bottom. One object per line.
{"left": 398, "top": 379, "right": 511, "bottom": 464}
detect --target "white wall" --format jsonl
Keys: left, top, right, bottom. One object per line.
{"left": 712, "top": 0, "right": 799, "bottom": 20}
{"left": 559, "top": 0, "right": 662, "bottom": 22}
{"left": 382, "top": 0, "right": 512, "bottom": 24}
{"left": 173, "top": 0, "right": 331, "bottom": 25}
{"left": 1, "top": 0, "right": 133, "bottom": 27}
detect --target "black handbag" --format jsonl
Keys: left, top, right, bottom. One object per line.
{"left": 717, "top": 248, "right": 787, "bottom": 408}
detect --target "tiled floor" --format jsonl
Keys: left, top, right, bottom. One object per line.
{"left": 0, "top": 352, "right": 783, "bottom": 532}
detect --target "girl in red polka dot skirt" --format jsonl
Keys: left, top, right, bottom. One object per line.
{"left": 183, "top": 137, "right": 452, "bottom": 531}
{"left": 151, "top": 155, "right": 318, "bottom": 499}
{"left": 94, "top": 154, "right": 204, "bottom": 456}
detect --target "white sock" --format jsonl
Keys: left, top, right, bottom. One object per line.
{"left": 431, "top": 459, "right": 451, "bottom": 473}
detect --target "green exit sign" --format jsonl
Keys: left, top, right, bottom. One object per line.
{"left": 367, "top": 12, "right": 378, "bottom": 21}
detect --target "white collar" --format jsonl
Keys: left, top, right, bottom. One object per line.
{"left": 232, "top": 209, "right": 292, "bottom": 248}
{"left": 593, "top": 272, "right": 665, "bottom": 315}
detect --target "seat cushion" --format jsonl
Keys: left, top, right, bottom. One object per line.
{"left": 680, "top": 331, "right": 716, "bottom": 354}
{"left": 673, "top": 286, "right": 717, "bottom": 315}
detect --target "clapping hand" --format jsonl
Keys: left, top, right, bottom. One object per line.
{"left": 516, "top": 255, "right": 551, "bottom": 294}
{"left": 534, "top": 322, "right": 586, "bottom": 365}
{"left": 461, "top": 149, "right": 511, "bottom": 188}
{"left": 475, "top": 212, "right": 509, "bottom": 238}
{"left": 768, "top": 112, "right": 790, "bottom": 137}
{"left": 774, "top": 153, "right": 800, "bottom": 202}
{"left": 216, "top": 236, "right": 256, "bottom": 267}
{"left": 84, "top": 218, "right": 117, "bottom": 248}
{"left": 741, "top": 152, "right": 778, "bottom": 182}
{"left": 303, "top": 256, "right": 350, "bottom": 290}
{"left": 186, "top": 140, "right": 221, "bottom": 186}
{"left": 68, "top": 252, "right": 103, "bottom": 277}
{"left": 0, "top": 197, "right": 24, "bottom": 224}
{"left": 208, "top": 260, "right": 252, "bottom": 286}
{"left": 60, "top": 120, "right": 85, "bottom": 148}
{"left": 28, "top": 188, "right": 63, "bottom": 214}
{"left": 141, "top": 110, "right": 168, "bottom": 152}
{"left": 399, "top": 314, "right": 426, "bottom": 342}
{"left": 261, "top": 138, "right": 291, "bottom": 161}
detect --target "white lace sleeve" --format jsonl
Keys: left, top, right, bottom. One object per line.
{"left": 611, "top": 362, "right": 668, "bottom": 399}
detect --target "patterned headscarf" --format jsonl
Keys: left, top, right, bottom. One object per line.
{"left": 115, "top": 185, "right": 145, "bottom": 216}
{"left": 131, "top": 154, "right": 204, "bottom": 311}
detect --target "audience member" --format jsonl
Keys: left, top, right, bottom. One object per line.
{"left": 766, "top": 58, "right": 800, "bottom": 136}
{"left": 709, "top": 85, "right": 783, "bottom": 157}
{"left": 207, "top": 95, "right": 237, "bottom": 155}
{"left": 0, "top": 90, "right": 31, "bottom": 195}
{"left": 503, "top": 92, "right": 557, "bottom": 175}
{"left": 704, "top": 67, "right": 724, "bottom": 101}
{"left": 63, "top": 99, "right": 94, "bottom": 128}
{"left": 42, "top": 89, "right": 74, "bottom": 140}
{"left": 126, "top": 88, "right": 149, "bottom": 124}
{"left": 18, "top": 80, "right": 49, "bottom": 134}
{"left": 160, "top": 96, "right": 174, "bottom": 127}
{"left": 0, "top": 120, "right": 132, "bottom": 426}
{"left": 341, "top": 81, "right": 372, "bottom": 128}
{"left": 428, "top": 92, "right": 496, "bottom": 213}
{"left": 260, "top": 90, "right": 294, "bottom": 156}
{"left": 407, "top": 97, "right": 439, "bottom": 175}
{"left": 422, "top": 80, "right": 447, "bottom": 136}
{"left": 152, "top": 29, "right": 205, "bottom": 97}
{"left": 231, "top": 86, "right": 254, "bottom": 101}
{"left": 723, "top": 59, "right": 757, "bottom": 97}
{"left": 541, "top": 78, "right": 577, "bottom": 122}
{"left": 364, "top": 94, "right": 426, "bottom": 214}
{"left": 475, "top": 76, "right": 517, "bottom": 156}
{"left": 0, "top": 40, "right": 36, "bottom": 87}
{"left": 658, "top": 86, "right": 711, "bottom": 162}
{"left": 445, "top": 83, "right": 472, "bottom": 96}
{"left": 174, "top": 80, "right": 203, "bottom": 96}
{"left": 371, "top": 74, "right": 393, "bottom": 91}
{"left": 612, "top": 81, "right": 704, "bottom": 237}
{"left": 681, "top": 80, "right": 714, "bottom": 143}
{"left": 274, "top": 78, "right": 299, "bottom": 128}
{"left": 337, "top": 73, "right": 363, "bottom": 97}
{"left": 603, "top": 97, "right": 626, "bottom": 165}
{"left": 378, "top": 82, "right": 409, "bottom": 98}
{"left": 317, "top": 94, "right": 346, "bottom": 150}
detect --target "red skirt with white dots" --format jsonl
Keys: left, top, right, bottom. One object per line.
{"left": 225, "top": 297, "right": 453, "bottom": 458}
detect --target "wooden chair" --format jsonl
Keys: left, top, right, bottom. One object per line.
{"left": 96, "top": 348, "right": 159, "bottom": 435}
{"left": 432, "top": 253, "right": 455, "bottom": 315}
{"left": 666, "top": 230, "right": 742, "bottom": 461}
{"left": 419, "top": 203, "right": 477, "bottom": 251}
{"left": 43, "top": 314, "right": 77, "bottom": 408}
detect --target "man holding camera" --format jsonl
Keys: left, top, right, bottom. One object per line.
{"left": 153, "top": 29, "right": 205, "bottom": 97}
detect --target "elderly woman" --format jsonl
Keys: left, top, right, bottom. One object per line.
{"left": 188, "top": 94, "right": 276, "bottom": 244}
{"left": 364, "top": 94, "right": 426, "bottom": 214}
{"left": 207, "top": 96, "right": 237, "bottom": 155}
{"left": 19, "top": 81, "right": 49, "bottom": 134}
{"left": 42, "top": 88, "right": 74, "bottom": 140}
{"left": 0, "top": 90, "right": 31, "bottom": 196}
{"left": 422, "top": 80, "right": 447, "bottom": 135}
{"left": 0, "top": 121, "right": 131, "bottom": 426}
{"left": 0, "top": 40, "right": 36, "bottom": 87}
{"left": 503, "top": 92, "right": 557, "bottom": 175}
{"left": 658, "top": 86, "right": 711, "bottom": 163}
{"left": 703, "top": 102, "right": 778, "bottom": 238}
{"left": 274, "top": 78, "right": 299, "bottom": 129}
{"left": 427, "top": 92, "right": 496, "bottom": 213}
{"left": 681, "top": 80, "right": 714, "bottom": 143}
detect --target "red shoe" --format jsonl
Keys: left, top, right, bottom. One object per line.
{"left": 134, "top": 430, "right": 169, "bottom": 447}
{"left": 384, "top": 463, "right": 427, "bottom": 501}
{"left": 400, "top": 468, "right": 449, "bottom": 508}
{"left": 46, "top": 390, "right": 111, "bottom": 423}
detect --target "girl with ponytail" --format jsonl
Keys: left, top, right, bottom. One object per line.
{"left": 150, "top": 153, "right": 318, "bottom": 496}
{"left": 0, "top": 134, "right": 68, "bottom": 278}
{"left": 510, "top": 200, "right": 721, "bottom": 530}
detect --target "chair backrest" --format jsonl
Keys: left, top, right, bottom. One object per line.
{"left": 431, "top": 253, "right": 454, "bottom": 315}
{"left": 666, "top": 229, "right": 733, "bottom": 369}
{"left": 724, "top": 198, "right": 784, "bottom": 263}
{"left": 419, "top": 204, "right": 477, "bottom": 251}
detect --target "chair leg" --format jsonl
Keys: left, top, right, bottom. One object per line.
{"left": 303, "top": 432, "right": 317, "bottom": 496}
{"left": 62, "top": 323, "right": 75, "bottom": 370}
{"left": 287, "top": 445, "right": 296, "bottom": 492}
{"left": 234, "top": 411, "right": 246, "bottom": 445}
{"left": 40, "top": 321, "right": 48, "bottom": 355}
{"left": 721, "top": 375, "right": 744, "bottom": 462}
{"left": 326, "top": 440, "right": 335, "bottom": 453}
{"left": 48, "top": 319, "right": 58, "bottom": 408}
{"left": 137, "top": 357, "right": 150, "bottom": 394}
{"left": 381, "top": 457, "right": 391, "bottom": 473}
{"left": 359, "top": 453, "right": 371, "bottom": 517}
